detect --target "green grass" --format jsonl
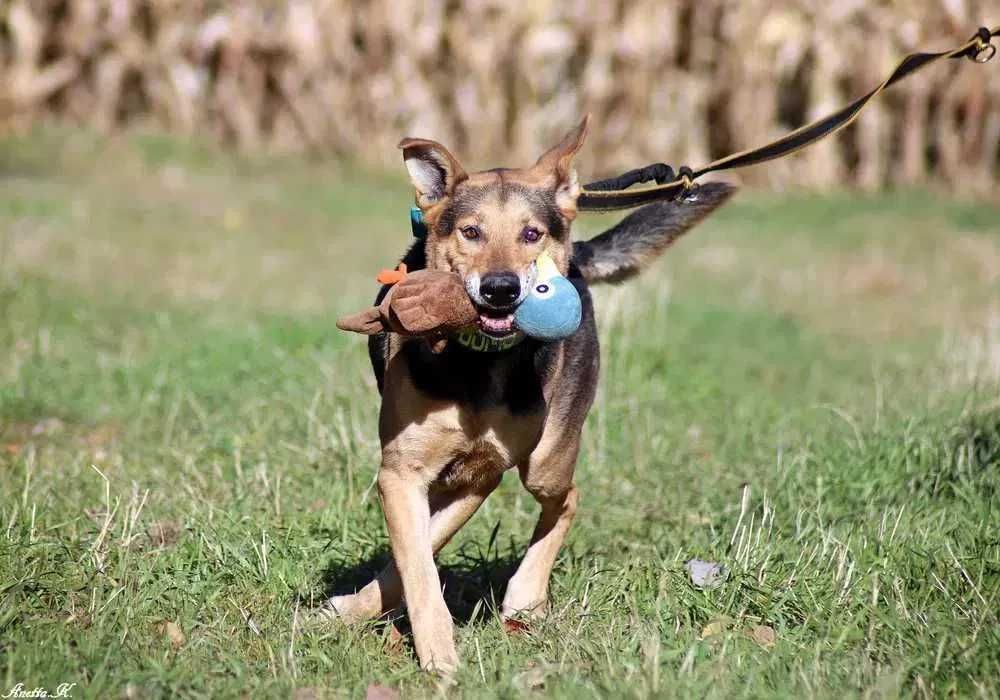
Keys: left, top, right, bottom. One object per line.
{"left": 1, "top": 127, "right": 998, "bottom": 699}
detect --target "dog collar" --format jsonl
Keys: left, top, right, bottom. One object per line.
{"left": 453, "top": 327, "right": 525, "bottom": 353}
{"left": 410, "top": 206, "right": 428, "bottom": 238}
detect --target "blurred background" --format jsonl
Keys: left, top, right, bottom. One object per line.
{"left": 2, "top": 0, "right": 998, "bottom": 193}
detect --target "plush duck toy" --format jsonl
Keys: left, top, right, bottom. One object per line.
{"left": 513, "top": 251, "right": 582, "bottom": 340}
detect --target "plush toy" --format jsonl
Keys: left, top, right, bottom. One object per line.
{"left": 337, "top": 251, "right": 582, "bottom": 349}
{"left": 513, "top": 252, "right": 582, "bottom": 340}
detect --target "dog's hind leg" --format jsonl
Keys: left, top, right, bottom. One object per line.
{"left": 502, "top": 436, "right": 581, "bottom": 620}
{"left": 318, "top": 476, "right": 501, "bottom": 624}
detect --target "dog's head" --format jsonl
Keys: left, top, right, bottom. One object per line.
{"left": 398, "top": 116, "right": 589, "bottom": 336}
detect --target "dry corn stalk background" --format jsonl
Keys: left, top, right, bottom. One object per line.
{"left": 1, "top": 0, "right": 998, "bottom": 192}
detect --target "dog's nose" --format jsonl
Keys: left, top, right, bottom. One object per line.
{"left": 479, "top": 272, "right": 521, "bottom": 308}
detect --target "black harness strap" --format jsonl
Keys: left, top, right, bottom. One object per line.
{"left": 578, "top": 26, "right": 998, "bottom": 212}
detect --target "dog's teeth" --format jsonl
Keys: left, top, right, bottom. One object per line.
{"left": 479, "top": 313, "right": 514, "bottom": 333}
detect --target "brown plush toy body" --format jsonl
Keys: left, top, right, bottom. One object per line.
{"left": 336, "top": 266, "right": 478, "bottom": 352}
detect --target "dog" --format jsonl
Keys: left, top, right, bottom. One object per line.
{"left": 318, "top": 116, "right": 735, "bottom": 673}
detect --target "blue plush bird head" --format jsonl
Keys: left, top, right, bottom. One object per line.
{"left": 514, "top": 252, "right": 582, "bottom": 341}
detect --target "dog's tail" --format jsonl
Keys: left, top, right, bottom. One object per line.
{"left": 571, "top": 182, "right": 736, "bottom": 284}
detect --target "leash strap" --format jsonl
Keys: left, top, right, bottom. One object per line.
{"left": 578, "top": 26, "right": 999, "bottom": 212}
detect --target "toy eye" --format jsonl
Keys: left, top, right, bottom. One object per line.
{"left": 521, "top": 227, "right": 543, "bottom": 243}
{"left": 533, "top": 282, "right": 554, "bottom": 298}
{"left": 460, "top": 225, "right": 482, "bottom": 240}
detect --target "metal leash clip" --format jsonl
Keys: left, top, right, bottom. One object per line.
{"left": 969, "top": 27, "right": 996, "bottom": 63}
{"left": 676, "top": 166, "right": 699, "bottom": 201}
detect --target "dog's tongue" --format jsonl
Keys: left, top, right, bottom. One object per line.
{"left": 479, "top": 313, "right": 514, "bottom": 334}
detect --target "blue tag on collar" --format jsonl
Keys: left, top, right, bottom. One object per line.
{"left": 410, "top": 206, "right": 427, "bottom": 239}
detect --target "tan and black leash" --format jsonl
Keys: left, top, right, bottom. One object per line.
{"left": 578, "top": 25, "right": 998, "bottom": 212}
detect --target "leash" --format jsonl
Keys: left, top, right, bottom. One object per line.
{"left": 578, "top": 26, "right": 999, "bottom": 212}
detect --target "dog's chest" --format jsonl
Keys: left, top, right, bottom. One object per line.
{"left": 380, "top": 338, "right": 552, "bottom": 487}
{"left": 434, "top": 428, "right": 529, "bottom": 491}
{"left": 438, "top": 401, "right": 547, "bottom": 489}
{"left": 401, "top": 338, "right": 553, "bottom": 414}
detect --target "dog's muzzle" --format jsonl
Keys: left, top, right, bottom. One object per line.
{"left": 464, "top": 265, "right": 537, "bottom": 337}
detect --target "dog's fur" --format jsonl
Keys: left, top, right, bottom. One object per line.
{"left": 318, "top": 116, "right": 735, "bottom": 673}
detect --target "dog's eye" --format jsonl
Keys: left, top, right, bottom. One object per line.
{"left": 459, "top": 225, "right": 482, "bottom": 241}
{"left": 521, "top": 226, "right": 543, "bottom": 243}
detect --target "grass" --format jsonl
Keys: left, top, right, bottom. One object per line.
{"left": 1, "top": 126, "right": 998, "bottom": 699}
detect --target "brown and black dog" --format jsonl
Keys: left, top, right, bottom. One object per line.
{"left": 317, "top": 116, "right": 735, "bottom": 673}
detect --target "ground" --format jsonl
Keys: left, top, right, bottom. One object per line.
{"left": 1, "top": 127, "right": 998, "bottom": 699}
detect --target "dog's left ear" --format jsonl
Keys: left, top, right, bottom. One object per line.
{"left": 533, "top": 114, "right": 590, "bottom": 220}
{"left": 398, "top": 138, "right": 468, "bottom": 210}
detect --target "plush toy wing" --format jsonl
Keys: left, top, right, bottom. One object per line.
{"left": 336, "top": 307, "right": 385, "bottom": 335}
{"left": 336, "top": 269, "right": 477, "bottom": 338}
{"left": 388, "top": 270, "right": 477, "bottom": 334}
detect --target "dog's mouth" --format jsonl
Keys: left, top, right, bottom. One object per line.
{"left": 476, "top": 308, "right": 517, "bottom": 336}
{"left": 464, "top": 269, "right": 534, "bottom": 337}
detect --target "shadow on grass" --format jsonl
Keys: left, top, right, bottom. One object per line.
{"left": 308, "top": 541, "right": 523, "bottom": 627}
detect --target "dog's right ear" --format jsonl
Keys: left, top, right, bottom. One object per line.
{"left": 398, "top": 138, "right": 468, "bottom": 209}
{"left": 532, "top": 115, "right": 590, "bottom": 221}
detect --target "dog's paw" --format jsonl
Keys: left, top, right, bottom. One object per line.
{"left": 300, "top": 600, "right": 345, "bottom": 631}
{"left": 500, "top": 597, "right": 548, "bottom": 622}
{"left": 421, "top": 652, "right": 459, "bottom": 678}
{"left": 303, "top": 595, "right": 374, "bottom": 629}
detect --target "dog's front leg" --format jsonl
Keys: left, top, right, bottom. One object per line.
{"left": 502, "top": 433, "right": 582, "bottom": 620}
{"left": 320, "top": 477, "right": 502, "bottom": 623}
{"left": 378, "top": 466, "right": 458, "bottom": 674}
{"left": 502, "top": 484, "right": 579, "bottom": 619}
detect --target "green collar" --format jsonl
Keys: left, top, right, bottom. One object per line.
{"left": 454, "top": 327, "right": 525, "bottom": 353}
